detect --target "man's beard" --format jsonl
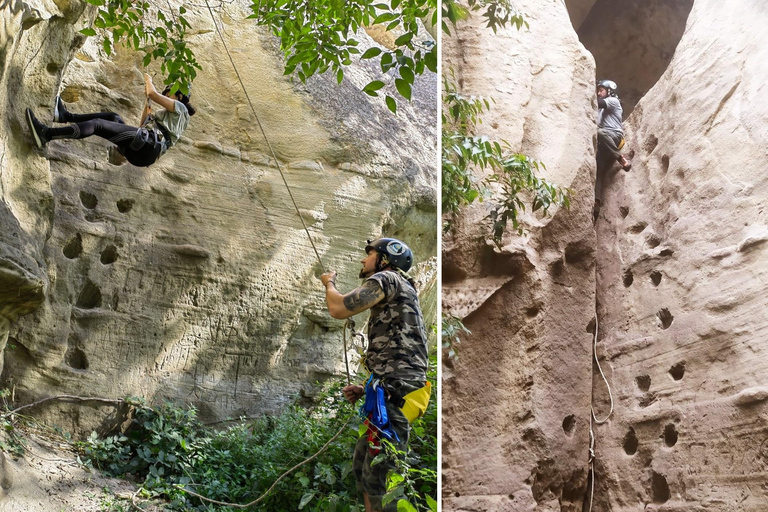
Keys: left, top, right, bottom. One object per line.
{"left": 359, "top": 268, "right": 374, "bottom": 279}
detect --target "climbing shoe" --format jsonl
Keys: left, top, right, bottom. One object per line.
{"left": 26, "top": 108, "right": 50, "bottom": 149}
{"left": 52, "top": 95, "right": 70, "bottom": 123}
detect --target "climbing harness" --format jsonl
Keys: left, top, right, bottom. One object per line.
{"left": 203, "top": 0, "right": 325, "bottom": 273}
{"left": 587, "top": 313, "right": 614, "bottom": 512}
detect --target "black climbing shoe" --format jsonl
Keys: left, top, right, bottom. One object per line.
{"left": 26, "top": 108, "right": 50, "bottom": 148}
{"left": 53, "top": 95, "right": 70, "bottom": 123}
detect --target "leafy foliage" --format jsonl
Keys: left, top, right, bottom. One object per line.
{"left": 441, "top": 313, "right": 470, "bottom": 360}
{"left": 441, "top": 0, "right": 528, "bottom": 34}
{"left": 77, "top": 359, "right": 437, "bottom": 511}
{"left": 442, "top": 74, "right": 570, "bottom": 245}
{"left": 80, "top": 0, "right": 200, "bottom": 94}
{"left": 247, "top": 0, "right": 438, "bottom": 113}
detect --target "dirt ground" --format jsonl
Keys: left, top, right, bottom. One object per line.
{"left": 0, "top": 429, "right": 160, "bottom": 512}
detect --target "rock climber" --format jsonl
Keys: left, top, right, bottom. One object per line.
{"left": 25, "top": 74, "right": 195, "bottom": 167}
{"left": 319, "top": 238, "right": 430, "bottom": 512}
{"left": 596, "top": 79, "right": 632, "bottom": 171}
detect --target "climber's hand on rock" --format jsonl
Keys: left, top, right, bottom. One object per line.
{"left": 343, "top": 385, "right": 364, "bottom": 404}
{"left": 320, "top": 271, "right": 337, "bottom": 287}
{"left": 144, "top": 74, "right": 156, "bottom": 99}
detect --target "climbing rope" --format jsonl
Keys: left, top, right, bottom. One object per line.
{"left": 587, "top": 313, "right": 614, "bottom": 512}
{"left": 203, "top": 0, "right": 325, "bottom": 273}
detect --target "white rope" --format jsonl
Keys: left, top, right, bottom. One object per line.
{"left": 587, "top": 313, "right": 614, "bottom": 512}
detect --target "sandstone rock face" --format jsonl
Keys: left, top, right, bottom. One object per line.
{"left": 594, "top": 0, "right": 768, "bottom": 509}
{"left": 442, "top": 0, "right": 597, "bottom": 509}
{"left": 0, "top": 0, "right": 436, "bottom": 433}
{"left": 445, "top": 0, "right": 768, "bottom": 510}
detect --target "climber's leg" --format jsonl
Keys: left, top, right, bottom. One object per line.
{"left": 53, "top": 96, "right": 125, "bottom": 125}
{"left": 27, "top": 108, "right": 136, "bottom": 149}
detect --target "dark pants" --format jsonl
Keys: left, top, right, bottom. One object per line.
{"left": 49, "top": 112, "right": 161, "bottom": 167}
{"left": 597, "top": 128, "right": 623, "bottom": 161}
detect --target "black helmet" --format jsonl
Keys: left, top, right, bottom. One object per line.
{"left": 365, "top": 238, "right": 413, "bottom": 272}
{"left": 597, "top": 79, "right": 618, "bottom": 97}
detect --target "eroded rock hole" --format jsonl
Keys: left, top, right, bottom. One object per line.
{"left": 571, "top": 0, "right": 694, "bottom": 116}
{"left": 644, "top": 134, "right": 659, "bottom": 153}
{"left": 526, "top": 306, "right": 540, "bottom": 318}
{"left": 645, "top": 234, "right": 662, "bottom": 248}
{"left": 629, "top": 221, "right": 647, "bottom": 234}
{"left": 564, "top": 241, "right": 593, "bottom": 264}
{"left": 76, "top": 281, "right": 102, "bottom": 309}
{"left": 661, "top": 154, "right": 670, "bottom": 174}
{"left": 657, "top": 308, "right": 673, "bottom": 329}
{"left": 62, "top": 233, "right": 83, "bottom": 259}
{"left": 650, "top": 270, "right": 662, "bottom": 286}
{"left": 636, "top": 375, "right": 651, "bottom": 392}
{"left": 79, "top": 191, "right": 98, "bottom": 209}
{"left": 623, "top": 427, "right": 638, "bottom": 455}
{"left": 623, "top": 269, "right": 634, "bottom": 287}
{"left": 100, "top": 245, "right": 118, "bottom": 265}
{"left": 562, "top": 415, "right": 576, "bottom": 437}
{"left": 659, "top": 248, "right": 674, "bottom": 257}
{"left": 586, "top": 318, "right": 596, "bottom": 335}
{"left": 117, "top": 199, "right": 134, "bottom": 213}
{"left": 669, "top": 362, "right": 685, "bottom": 381}
{"left": 651, "top": 471, "right": 670, "bottom": 503}
{"left": 65, "top": 345, "right": 89, "bottom": 370}
{"left": 663, "top": 424, "right": 678, "bottom": 447}
{"left": 619, "top": 206, "right": 630, "bottom": 218}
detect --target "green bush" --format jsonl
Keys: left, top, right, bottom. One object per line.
{"left": 79, "top": 357, "right": 437, "bottom": 511}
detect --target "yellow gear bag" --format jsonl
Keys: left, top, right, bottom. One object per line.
{"left": 400, "top": 381, "right": 431, "bottom": 423}
{"left": 617, "top": 137, "right": 626, "bottom": 151}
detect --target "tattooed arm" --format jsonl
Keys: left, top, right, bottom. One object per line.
{"left": 321, "top": 272, "right": 385, "bottom": 319}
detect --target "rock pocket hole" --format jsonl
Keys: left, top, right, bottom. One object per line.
{"left": 623, "top": 269, "right": 634, "bottom": 287}
{"left": 635, "top": 375, "right": 651, "bottom": 392}
{"left": 526, "top": 306, "right": 540, "bottom": 318}
{"left": 619, "top": 206, "right": 630, "bottom": 218}
{"left": 669, "top": 362, "right": 685, "bottom": 381}
{"left": 562, "top": 415, "right": 576, "bottom": 437}
{"left": 65, "top": 345, "right": 89, "bottom": 370}
{"left": 650, "top": 270, "right": 662, "bottom": 286}
{"left": 629, "top": 221, "right": 647, "bottom": 234}
{"left": 100, "top": 245, "right": 118, "bottom": 265}
{"left": 79, "top": 191, "right": 98, "bottom": 209}
{"left": 76, "top": 281, "right": 102, "bottom": 309}
{"left": 645, "top": 234, "right": 662, "bottom": 248}
{"left": 659, "top": 248, "right": 674, "bottom": 257}
{"left": 62, "top": 233, "right": 83, "bottom": 259}
{"left": 117, "top": 199, "right": 134, "bottom": 213}
{"left": 661, "top": 155, "right": 670, "bottom": 174}
{"left": 586, "top": 318, "right": 596, "bottom": 335}
{"left": 651, "top": 471, "right": 670, "bottom": 503}
{"left": 657, "top": 308, "right": 673, "bottom": 329}
{"left": 623, "top": 427, "right": 638, "bottom": 455}
{"left": 663, "top": 424, "right": 678, "bottom": 447}
{"left": 644, "top": 134, "right": 659, "bottom": 153}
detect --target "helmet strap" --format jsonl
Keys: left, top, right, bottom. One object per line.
{"left": 376, "top": 253, "right": 390, "bottom": 272}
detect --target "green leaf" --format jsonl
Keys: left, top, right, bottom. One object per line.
{"left": 298, "top": 491, "right": 315, "bottom": 509}
{"left": 426, "top": 495, "right": 438, "bottom": 511}
{"left": 361, "top": 47, "right": 382, "bottom": 59}
{"left": 386, "top": 95, "right": 397, "bottom": 113}
{"left": 399, "top": 66, "right": 414, "bottom": 84}
{"left": 395, "top": 79, "right": 411, "bottom": 100}
{"left": 393, "top": 32, "right": 413, "bottom": 46}
{"left": 397, "top": 500, "right": 418, "bottom": 512}
{"left": 85, "top": 0, "right": 105, "bottom": 5}
{"left": 79, "top": 28, "right": 97, "bottom": 37}
{"left": 362, "top": 80, "right": 385, "bottom": 96}
{"left": 336, "top": 68, "right": 344, "bottom": 84}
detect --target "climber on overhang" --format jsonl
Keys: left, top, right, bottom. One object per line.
{"left": 596, "top": 79, "right": 632, "bottom": 172}
{"left": 319, "top": 238, "right": 430, "bottom": 512}
{"left": 25, "top": 74, "right": 195, "bottom": 168}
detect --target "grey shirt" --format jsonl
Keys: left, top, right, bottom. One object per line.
{"left": 598, "top": 96, "right": 623, "bottom": 134}
{"left": 152, "top": 100, "right": 190, "bottom": 147}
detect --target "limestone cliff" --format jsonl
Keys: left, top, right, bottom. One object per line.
{"left": 444, "top": 0, "right": 766, "bottom": 510}
{"left": 0, "top": 0, "right": 437, "bottom": 433}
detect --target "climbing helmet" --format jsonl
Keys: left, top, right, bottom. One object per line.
{"left": 365, "top": 238, "right": 413, "bottom": 272}
{"left": 597, "top": 79, "right": 618, "bottom": 97}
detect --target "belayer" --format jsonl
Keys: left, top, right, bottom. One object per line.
{"left": 596, "top": 79, "right": 632, "bottom": 171}
{"left": 25, "top": 74, "right": 195, "bottom": 167}
{"left": 319, "top": 238, "right": 431, "bottom": 512}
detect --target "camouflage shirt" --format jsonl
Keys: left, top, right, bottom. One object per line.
{"left": 365, "top": 270, "right": 429, "bottom": 382}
